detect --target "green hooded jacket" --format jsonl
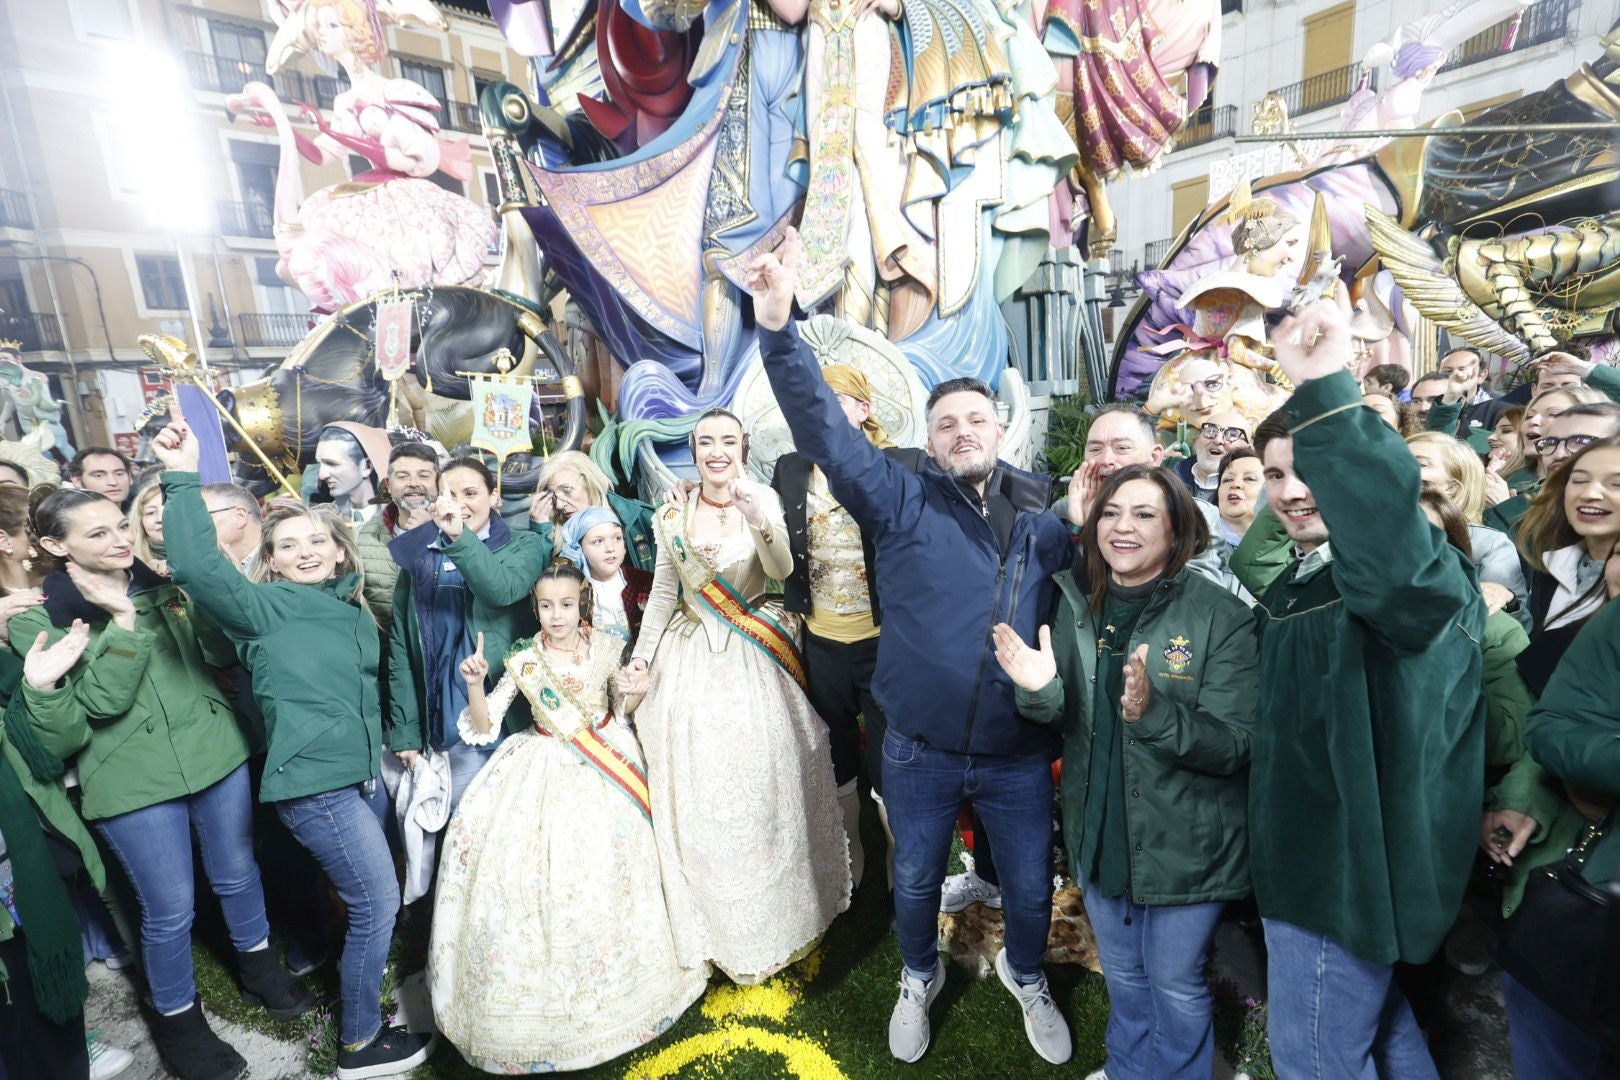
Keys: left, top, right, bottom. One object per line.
{"left": 528, "top": 491, "right": 657, "bottom": 573}
{"left": 161, "top": 472, "right": 383, "bottom": 804}
{"left": 1250, "top": 371, "right": 1487, "bottom": 967}
{"left": 1016, "top": 567, "right": 1258, "bottom": 904}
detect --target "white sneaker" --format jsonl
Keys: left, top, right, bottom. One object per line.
{"left": 939, "top": 867, "right": 1002, "bottom": 913}
{"left": 994, "top": 948, "right": 1072, "bottom": 1065}
{"left": 1084, "top": 1070, "right": 1108, "bottom": 1080}
{"left": 888, "top": 960, "right": 946, "bottom": 1063}
{"left": 86, "top": 1029, "right": 133, "bottom": 1080}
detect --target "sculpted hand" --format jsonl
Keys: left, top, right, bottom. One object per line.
{"left": 0, "top": 592, "right": 43, "bottom": 648}
{"left": 460, "top": 632, "right": 489, "bottom": 686}
{"left": 1121, "top": 643, "right": 1151, "bottom": 723}
{"left": 730, "top": 477, "right": 767, "bottom": 527}
{"left": 151, "top": 421, "right": 201, "bottom": 472}
{"left": 992, "top": 623, "right": 1056, "bottom": 692}
{"left": 1272, "top": 301, "right": 1354, "bottom": 387}
{"left": 1481, "top": 808, "right": 1538, "bottom": 866}
{"left": 433, "top": 494, "right": 464, "bottom": 540}
{"left": 22, "top": 621, "right": 90, "bottom": 690}
{"left": 743, "top": 227, "right": 802, "bottom": 332}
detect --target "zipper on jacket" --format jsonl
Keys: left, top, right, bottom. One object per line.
{"left": 960, "top": 560, "right": 1006, "bottom": 753}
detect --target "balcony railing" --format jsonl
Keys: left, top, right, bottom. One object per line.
{"left": 238, "top": 312, "right": 309, "bottom": 349}
{"left": 1440, "top": 0, "right": 1572, "bottom": 75}
{"left": 217, "top": 200, "right": 274, "bottom": 239}
{"left": 313, "top": 75, "right": 352, "bottom": 110}
{"left": 0, "top": 312, "right": 63, "bottom": 352}
{"left": 1270, "top": 61, "right": 1372, "bottom": 117}
{"left": 0, "top": 188, "right": 30, "bottom": 230}
{"left": 184, "top": 51, "right": 307, "bottom": 102}
{"left": 442, "top": 100, "right": 484, "bottom": 135}
{"left": 1176, "top": 105, "right": 1237, "bottom": 150}
{"left": 1143, "top": 238, "right": 1175, "bottom": 268}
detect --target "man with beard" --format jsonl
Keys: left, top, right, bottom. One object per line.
{"left": 747, "top": 229, "right": 1082, "bottom": 1066}
{"left": 357, "top": 442, "right": 440, "bottom": 623}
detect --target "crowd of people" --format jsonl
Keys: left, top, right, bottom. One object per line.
{"left": 1, "top": 225, "right": 1618, "bottom": 1080}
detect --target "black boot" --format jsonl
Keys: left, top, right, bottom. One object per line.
{"left": 150, "top": 999, "right": 247, "bottom": 1080}
{"left": 237, "top": 946, "right": 317, "bottom": 1020}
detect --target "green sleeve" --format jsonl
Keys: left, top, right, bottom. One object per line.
{"left": 1426, "top": 399, "right": 1462, "bottom": 435}
{"left": 1491, "top": 756, "right": 1563, "bottom": 843}
{"left": 161, "top": 472, "right": 275, "bottom": 640}
{"left": 1482, "top": 613, "right": 1535, "bottom": 767}
{"left": 1585, "top": 364, "right": 1620, "bottom": 403}
{"left": 446, "top": 529, "right": 546, "bottom": 607}
{"left": 1524, "top": 600, "right": 1620, "bottom": 797}
{"left": 1130, "top": 604, "right": 1257, "bottom": 777}
{"left": 1289, "top": 371, "right": 1483, "bottom": 653}
{"left": 1015, "top": 677, "right": 1066, "bottom": 727}
{"left": 19, "top": 680, "right": 90, "bottom": 759}
{"left": 72, "top": 623, "right": 156, "bottom": 720}
{"left": 385, "top": 574, "right": 423, "bottom": 752}
{"left": 1230, "top": 504, "right": 1292, "bottom": 598}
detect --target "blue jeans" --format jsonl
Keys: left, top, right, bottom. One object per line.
{"left": 94, "top": 763, "right": 269, "bottom": 1014}
{"left": 882, "top": 730, "right": 1053, "bottom": 979}
{"left": 444, "top": 738, "right": 499, "bottom": 817}
{"left": 1501, "top": 970, "right": 1603, "bottom": 1079}
{"left": 276, "top": 783, "right": 399, "bottom": 1046}
{"left": 1083, "top": 892, "right": 1224, "bottom": 1080}
{"left": 1263, "top": 918, "right": 1439, "bottom": 1080}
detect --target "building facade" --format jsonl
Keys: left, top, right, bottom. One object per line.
{"left": 0, "top": 0, "right": 520, "bottom": 450}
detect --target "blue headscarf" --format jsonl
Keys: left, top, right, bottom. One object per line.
{"left": 558, "top": 506, "right": 620, "bottom": 572}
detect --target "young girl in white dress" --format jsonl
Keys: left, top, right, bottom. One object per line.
{"left": 428, "top": 564, "right": 707, "bottom": 1072}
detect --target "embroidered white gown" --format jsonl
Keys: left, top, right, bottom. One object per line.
{"left": 428, "top": 633, "right": 708, "bottom": 1072}
{"left": 630, "top": 491, "right": 851, "bottom": 982}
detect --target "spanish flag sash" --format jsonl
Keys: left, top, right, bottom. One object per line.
{"left": 655, "top": 503, "right": 807, "bottom": 689}
{"left": 507, "top": 641, "right": 652, "bottom": 824}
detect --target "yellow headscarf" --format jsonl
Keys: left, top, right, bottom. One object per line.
{"left": 821, "top": 364, "right": 894, "bottom": 448}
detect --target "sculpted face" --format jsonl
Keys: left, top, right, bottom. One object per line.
{"left": 1177, "top": 358, "right": 1235, "bottom": 424}
{"left": 315, "top": 437, "right": 370, "bottom": 501}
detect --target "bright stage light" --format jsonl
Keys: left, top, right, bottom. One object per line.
{"left": 105, "top": 43, "right": 213, "bottom": 234}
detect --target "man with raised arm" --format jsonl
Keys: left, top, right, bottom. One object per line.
{"left": 746, "top": 230, "right": 1082, "bottom": 1066}
{"left": 1248, "top": 301, "right": 1486, "bottom": 1078}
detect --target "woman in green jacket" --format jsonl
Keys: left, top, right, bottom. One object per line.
{"left": 12, "top": 487, "right": 311, "bottom": 1080}
{"left": 528, "top": 450, "right": 657, "bottom": 572}
{"left": 994, "top": 464, "right": 1257, "bottom": 1080}
{"left": 150, "top": 423, "right": 435, "bottom": 1080}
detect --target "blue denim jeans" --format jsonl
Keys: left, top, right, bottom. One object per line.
{"left": 1263, "top": 918, "right": 1439, "bottom": 1080}
{"left": 445, "top": 738, "right": 500, "bottom": 817}
{"left": 882, "top": 730, "right": 1053, "bottom": 979}
{"left": 94, "top": 763, "right": 269, "bottom": 1014}
{"left": 1501, "top": 970, "right": 1604, "bottom": 1079}
{"left": 275, "top": 783, "right": 399, "bottom": 1046}
{"left": 1082, "top": 892, "right": 1225, "bottom": 1080}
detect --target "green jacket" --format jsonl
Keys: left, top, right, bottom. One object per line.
{"left": 1523, "top": 597, "right": 1620, "bottom": 892}
{"left": 355, "top": 508, "right": 403, "bottom": 625}
{"left": 162, "top": 472, "right": 383, "bottom": 804}
{"left": 1017, "top": 567, "right": 1257, "bottom": 905}
{"left": 0, "top": 654, "right": 106, "bottom": 945}
{"left": 1586, "top": 363, "right": 1620, "bottom": 403}
{"left": 386, "top": 523, "right": 545, "bottom": 750}
{"left": 1250, "top": 371, "right": 1487, "bottom": 967}
{"left": 7, "top": 563, "right": 247, "bottom": 822}
{"left": 528, "top": 491, "right": 657, "bottom": 573}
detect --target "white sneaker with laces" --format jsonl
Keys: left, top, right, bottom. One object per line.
{"left": 86, "top": 1029, "right": 134, "bottom": 1080}
{"left": 994, "top": 947, "right": 1072, "bottom": 1065}
{"left": 939, "top": 867, "right": 1002, "bottom": 913}
{"left": 888, "top": 959, "right": 946, "bottom": 1063}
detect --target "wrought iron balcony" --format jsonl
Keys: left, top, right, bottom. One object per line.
{"left": 216, "top": 200, "right": 274, "bottom": 239}
{"left": 1269, "top": 61, "right": 1373, "bottom": 118}
{"left": 313, "top": 75, "right": 351, "bottom": 111}
{"left": 1143, "top": 238, "right": 1175, "bottom": 268}
{"left": 238, "top": 312, "right": 309, "bottom": 349}
{"left": 1176, "top": 105, "right": 1238, "bottom": 150}
{"left": 184, "top": 51, "right": 307, "bottom": 102}
{"left": 1440, "top": 0, "right": 1572, "bottom": 74}
{"left": 0, "top": 188, "right": 30, "bottom": 230}
{"left": 0, "top": 312, "right": 63, "bottom": 352}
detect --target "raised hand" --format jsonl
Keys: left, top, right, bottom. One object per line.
{"left": 528, "top": 488, "right": 556, "bottom": 524}
{"left": 743, "top": 227, "right": 802, "bottom": 332}
{"left": 1482, "top": 453, "right": 1511, "bottom": 507}
{"left": 150, "top": 420, "right": 201, "bottom": 472}
{"left": 1272, "top": 300, "right": 1354, "bottom": 388}
{"left": 1530, "top": 351, "right": 1593, "bottom": 382}
{"left": 66, "top": 563, "right": 135, "bottom": 623}
{"left": 22, "top": 621, "right": 91, "bottom": 690}
{"left": 433, "top": 493, "right": 464, "bottom": 540}
{"left": 1440, "top": 366, "right": 1476, "bottom": 406}
{"left": 459, "top": 631, "right": 489, "bottom": 686}
{"left": 992, "top": 623, "right": 1056, "bottom": 692}
{"left": 1121, "top": 643, "right": 1152, "bottom": 723}
{"left": 1067, "top": 459, "right": 1105, "bottom": 527}
{"left": 730, "top": 477, "right": 767, "bottom": 527}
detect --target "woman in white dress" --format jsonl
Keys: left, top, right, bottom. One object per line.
{"left": 619, "top": 408, "right": 851, "bottom": 983}
{"left": 428, "top": 564, "right": 707, "bottom": 1072}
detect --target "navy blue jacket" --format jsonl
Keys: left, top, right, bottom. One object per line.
{"left": 760, "top": 323, "right": 1073, "bottom": 758}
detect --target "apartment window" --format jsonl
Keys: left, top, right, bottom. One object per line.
{"left": 209, "top": 21, "right": 267, "bottom": 65}
{"left": 1171, "top": 177, "right": 1211, "bottom": 234}
{"left": 1220, "top": 0, "right": 1242, "bottom": 12}
{"left": 1302, "top": 1, "right": 1356, "bottom": 81}
{"left": 136, "top": 255, "right": 188, "bottom": 311}
{"left": 481, "top": 171, "right": 501, "bottom": 207}
{"left": 473, "top": 73, "right": 500, "bottom": 107}
{"left": 399, "top": 60, "right": 449, "bottom": 108}
{"left": 70, "top": 0, "right": 135, "bottom": 41}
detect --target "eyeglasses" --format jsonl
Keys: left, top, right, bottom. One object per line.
{"left": 1199, "top": 424, "right": 1250, "bottom": 443}
{"left": 1534, "top": 434, "right": 1600, "bottom": 456}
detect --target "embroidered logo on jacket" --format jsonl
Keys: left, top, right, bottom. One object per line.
{"left": 1163, "top": 636, "right": 1193, "bottom": 673}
